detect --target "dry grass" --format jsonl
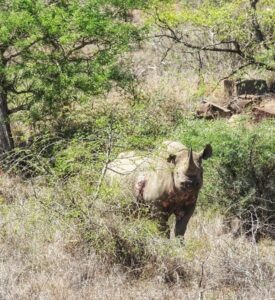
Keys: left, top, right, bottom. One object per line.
{"left": 0, "top": 174, "right": 274, "bottom": 300}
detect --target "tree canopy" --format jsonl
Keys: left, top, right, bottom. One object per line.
{"left": 0, "top": 0, "right": 274, "bottom": 152}
{"left": 153, "top": 0, "right": 275, "bottom": 75}
{"left": 0, "top": 0, "right": 148, "bottom": 151}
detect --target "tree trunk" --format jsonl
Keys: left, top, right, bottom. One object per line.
{"left": 0, "top": 92, "right": 14, "bottom": 152}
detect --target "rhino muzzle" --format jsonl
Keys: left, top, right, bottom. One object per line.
{"left": 180, "top": 179, "right": 199, "bottom": 191}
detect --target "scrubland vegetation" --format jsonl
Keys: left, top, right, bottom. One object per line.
{"left": 0, "top": 0, "right": 274, "bottom": 299}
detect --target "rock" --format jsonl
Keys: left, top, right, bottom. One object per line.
{"left": 227, "top": 95, "right": 262, "bottom": 113}
{"left": 252, "top": 100, "right": 275, "bottom": 121}
{"left": 196, "top": 100, "right": 232, "bottom": 119}
{"left": 236, "top": 79, "right": 268, "bottom": 96}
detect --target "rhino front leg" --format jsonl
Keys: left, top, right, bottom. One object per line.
{"left": 175, "top": 204, "right": 196, "bottom": 237}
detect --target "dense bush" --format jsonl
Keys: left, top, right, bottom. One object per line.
{"left": 173, "top": 117, "right": 275, "bottom": 239}
{"left": 5, "top": 105, "right": 275, "bottom": 241}
{"left": 43, "top": 113, "right": 275, "bottom": 241}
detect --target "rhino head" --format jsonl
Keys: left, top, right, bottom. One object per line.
{"left": 167, "top": 144, "right": 212, "bottom": 193}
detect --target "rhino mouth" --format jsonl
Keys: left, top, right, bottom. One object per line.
{"left": 180, "top": 180, "right": 198, "bottom": 192}
{"left": 178, "top": 190, "right": 195, "bottom": 200}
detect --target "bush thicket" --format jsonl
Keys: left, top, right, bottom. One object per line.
{"left": 172, "top": 117, "right": 275, "bottom": 239}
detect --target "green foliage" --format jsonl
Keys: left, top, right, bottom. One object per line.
{"left": 172, "top": 117, "right": 275, "bottom": 238}
{"left": 0, "top": 0, "right": 147, "bottom": 124}
{"left": 50, "top": 103, "right": 170, "bottom": 175}
{"left": 7, "top": 101, "right": 169, "bottom": 178}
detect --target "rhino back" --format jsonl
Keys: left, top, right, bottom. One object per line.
{"left": 162, "top": 140, "right": 187, "bottom": 154}
{"left": 106, "top": 153, "right": 173, "bottom": 203}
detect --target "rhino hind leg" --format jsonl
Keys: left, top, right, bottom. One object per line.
{"left": 174, "top": 204, "right": 196, "bottom": 237}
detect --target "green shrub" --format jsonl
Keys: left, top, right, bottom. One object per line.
{"left": 172, "top": 117, "right": 275, "bottom": 239}
{"left": 55, "top": 115, "right": 274, "bottom": 240}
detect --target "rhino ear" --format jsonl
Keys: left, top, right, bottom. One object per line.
{"left": 167, "top": 154, "right": 176, "bottom": 164}
{"left": 200, "top": 144, "right": 212, "bottom": 160}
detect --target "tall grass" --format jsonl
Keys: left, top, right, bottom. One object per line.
{"left": 0, "top": 173, "right": 274, "bottom": 299}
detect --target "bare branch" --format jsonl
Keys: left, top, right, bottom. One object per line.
{"left": 154, "top": 11, "right": 245, "bottom": 57}
{"left": 155, "top": 33, "right": 245, "bottom": 55}
{"left": 250, "top": 0, "right": 269, "bottom": 49}
{"left": 10, "top": 88, "right": 36, "bottom": 95}
{"left": 155, "top": 8, "right": 275, "bottom": 73}
{"left": 3, "top": 38, "right": 42, "bottom": 64}
{"left": 66, "top": 38, "right": 101, "bottom": 57}
{"left": 247, "top": 57, "right": 275, "bottom": 72}
{"left": 90, "top": 113, "right": 114, "bottom": 205}
{"left": 160, "top": 44, "right": 174, "bottom": 63}
{"left": 8, "top": 103, "right": 32, "bottom": 114}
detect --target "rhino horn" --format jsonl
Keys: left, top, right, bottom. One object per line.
{"left": 187, "top": 148, "right": 197, "bottom": 172}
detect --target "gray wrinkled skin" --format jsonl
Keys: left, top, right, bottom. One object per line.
{"left": 106, "top": 141, "right": 212, "bottom": 238}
